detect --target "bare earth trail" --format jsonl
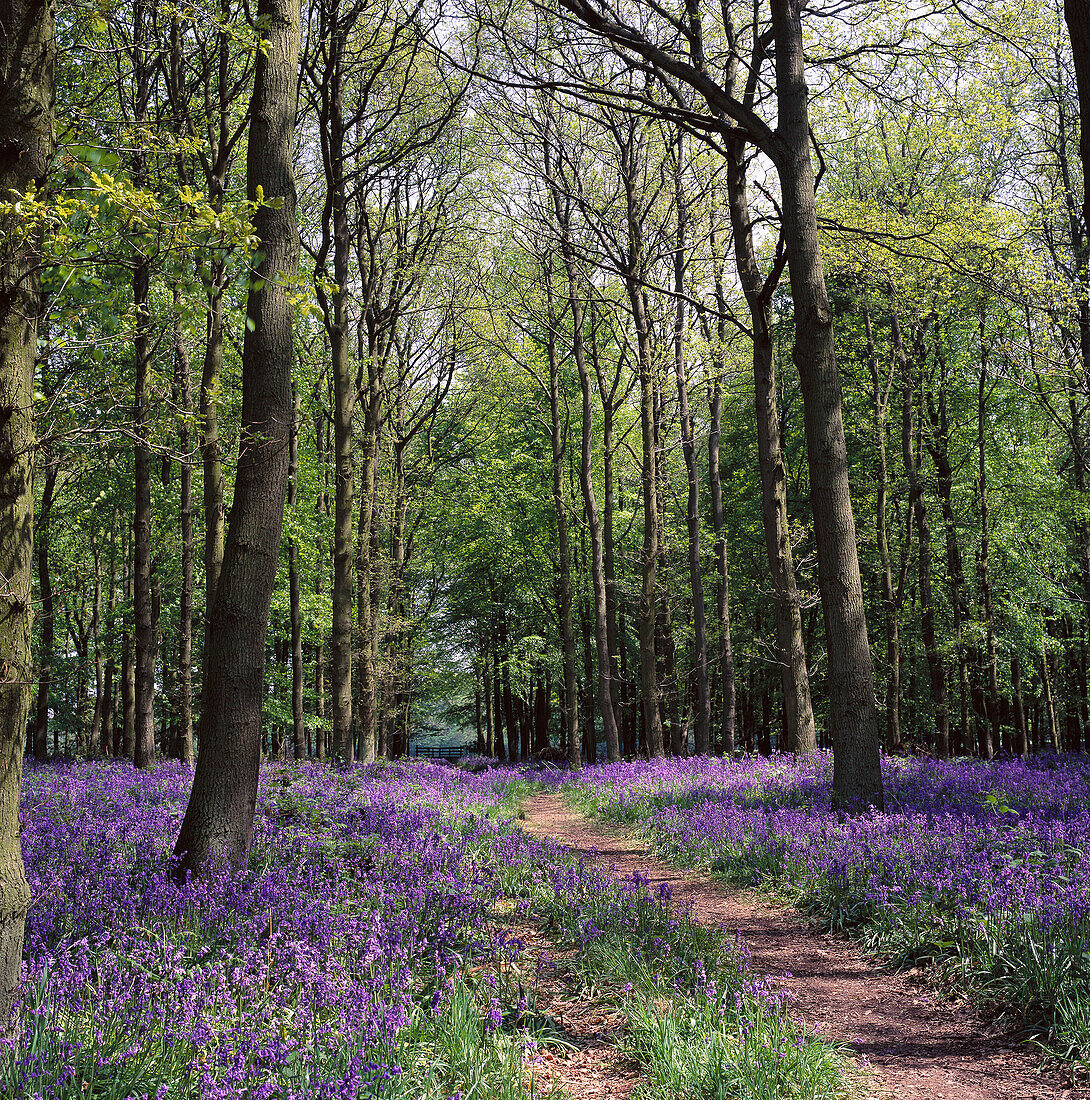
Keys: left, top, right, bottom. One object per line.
{"left": 521, "top": 792, "right": 1074, "bottom": 1100}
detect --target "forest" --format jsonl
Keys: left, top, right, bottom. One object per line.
{"left": 1, "top": 0, "right": 1090, "bottom": 1095}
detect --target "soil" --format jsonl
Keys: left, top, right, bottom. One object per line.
{"left": 520, "top": 792, "right": 1075, "bottom": 1100}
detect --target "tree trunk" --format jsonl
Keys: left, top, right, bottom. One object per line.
{"left": 502, "top": 639, "right": 518, "bottom": 762}
{"left": 897, "top": 311, "right": 949, "bottom": 757}
{"left": 1012, "top": 652, "right": 1028, "bottom": 756}
{"left": 724, "top": 135, "right": 815, "bottom": 756}
{"left": 672, "top": 133, "right": 711, "bottom": 755}
{"left": 328, "top": 23, "right": 355, "bottom": 767}
{"left": 101, "top": 517, "right": 118, "bottom": 758}
{"left": 864, "top": 303, "right": 901, "bottom": 753}
{"left": 131, "top": 0, "right": 155, "bottom": 768}
{"left": 493, "top": 643, "right": 506, "bottom": 761}
{"left": 90, "top": 545, "right": 103, "bottom": 757}
{"left": 33, "top": 465, "right": 57, "bottom": 762}
{"left": 707, "top": 375, "right": 736, "bottom": 755}
{"left": 354, "top": 355, "right": 384, "bottom": 765}
{"left": 559, "top": 237, "right": 619, "bottom": 761}
{"left": 545, "top": 266, "right": 581, "bottom": 770}
{"left": 770, "top": 0, "right": 881, "bottom": 803}
{"left": 122, "top": 534, "right": 136, "bottom": 760}
{"left": 313, "top": 409, "right": 328, "bottom": 760}
{"left": 482, "top": 652, "right": 493, "bottom": 755}
{"left": 977, "top": 307, "right": 1000, "bottom": 759}
{"left": 0, "top": 0, "right": 52, "bottom": 1032}
{"left": 202, "top": 274, "right": 226, "bottom": 634}
{"left": 925, "top": 347, "right": 970, "bottom": 756}
{"left": 175, "top": 0, "right": 300, "bottom": 875}
{"left": 601, "top": 379, "right": 621, "bottom": 726}
{"left": 132, "top": 257, "right": 155, "bottom": 768}
{"left": 288, "top": 383, "right": 305, "bottom": 760}
{"left": 174, "top": 283, "right": 195, "bottom": 765}
{"left": 1064, "top": 0, "right": 1090, "bottom": 377}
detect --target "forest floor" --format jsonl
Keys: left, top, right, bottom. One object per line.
{"left": 520, "top": 791, "right": 1075, "bottom": 1100}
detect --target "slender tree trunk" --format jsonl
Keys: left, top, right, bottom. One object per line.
{"left": 90, "top": 545, "right": 103, "bottom": 757}
{"left": 288, "top": 383, "right": 304, "bottom": 759}
{"left": 122, "top": 533, "right": 136, "bottom": 760}
{"left": 706, "top": 370, "right": 736, "bottom": 754}
{"left": 132, "top": 260, "right": 155, "bottom": 767}
{"left": 771, "top": 0, "right": 881, "bottom": 805}
{"left": 174, "top": 284, "right": 195, "bottom": 765}
{"left": 493, "top": 642, "right": 506, "bottom": 761}
{"left": 101, "top": 517, "right": 118, "bottom": 757}
{"left": 545, "top": 264, "right": 581, "bottom": 769}
{"left": 601, "top": 392, "right": 621, "bottom": 725}
{"left": 559, "top": 239, "right": 619, "bottom": 761}
{"left": 897, "top": 311, "right": 949, "bottom": 757}
{"left": 328, "top": 28, "right": 355, "bottom": 766}
{"left": 314, "top": 410, "right": 328, "bottom": 759}
{"left": 725, "top": 137, "right": 815, "bottom": 756}
{"left": 926, "top": 349, "right": 970, "bottom": 756}
{"left": 864, "top": 304, "right": 901, "bottom": 753}
{"left": 0, "top": 0, "right": 52, "bottom": 1030}
{"left": 355, "top": 351, "right": 384, "bottom": 765}
{"left": 502, "top": 638, "right": 518, "bottom": 762}
{"left": 175, "top": 0, "right": 300, "bottom": 875}
{"left": 672, "top": 133, "right": 711, "bottom": 754}
{"left": 131, "top": 0, "right": 155, "bottom": 768}
{"left": 483, "top": 652, "right": 494, "bottom": 755}
{"left": 33, "top": 466, "right": 57, "bottom": 762}
{"left": 535, "top": 675, "right": 552, "bottom": 755}
{"left": 1012, "top": 652, "right": 1028, "bottom": 756}
{"left": 977, "top": 307, "right": 1000, "bottom": 759}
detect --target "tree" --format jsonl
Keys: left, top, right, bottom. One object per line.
{"left": 0, "top": 0, "right": 54, "bottom": 1033}
{"left": 175, "top": 0, "right": 301, "bottom": 875}
{"left": 547, "top": 0, "right": 881, "bottom": 801}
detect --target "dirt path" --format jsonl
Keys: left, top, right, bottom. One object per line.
{"left": 521, "top": 792, "right": 1071, "bottom": 1100}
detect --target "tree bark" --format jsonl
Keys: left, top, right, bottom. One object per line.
{"left": 175, "top": 0, "right": 300, "bottom": 875}
{"left": 896, "top": 311, "right": 948, "bottom": 757}
{"left": 925, "top": 345, "right": 970, "bottom": 756}
{"left": 706, "top": 375, "right": 736, "bottom": 754}
{"left": 771, "top": 0, "right": 880, "bottom": 802}
{"left": 724, "top": 137, "right": 815, "bottom": 756}
{"left": 313, "top": 407, "right": 328, "bottom": 759}
{"left": 1012, "top": 652, "right": 1028, "bottom": 756}
{"left": 288, "top": 383, "right": 305, "bottom": 760}
{"left": 122, "top": 532, "right": 136, "bottom": 760}
{"left": 325, "top": 19, "right": 355, "bottom": 766}
{"left": 101, "top": 516, "right": 118, "bottom": 757}
{"left": 132, "top": 262, "right": 155, "bottom": 767}
{"left": 131, "top": 0, "right": 155, "bottom": 769}
{"left": 618, "top": 131, "right": 664, "bottom": 759}
{"left": 174, "top": 284, "right": 195, "bottom": 765}
{"left": 90, "top": 544, "right": 103, "bottom": 757}
{"left": 864, "top": 303, "right": 901, "bottom": 753}
{"left": 1064, "top": 0, "right": 1090, "bottom": 363}
{"left": 554, "top": 207, "right": 619, "bottom": 761}
{"left": 672, "top": 132, "right": 711, "bottom": 754}
{"left": 545, "top": 264, "right": 581, "bottom": 770}
{"left": 493, "top": 642, "right": 506, "bottom": 761}
{"left": 32, "top": 465, "right": 57, "bottom": 762}
{"left": 977, "top": 307, "right": 999, "bottom": 759}
{"left": 0, "top": 0, "right": 52, "bottom": 1032}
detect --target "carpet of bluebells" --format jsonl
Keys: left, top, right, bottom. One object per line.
{"left": 3, "top": 759, "right": 851, "bottom": 1100}
{"left": 562, "top": 753, "right": 1090, "bottom": 1068}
